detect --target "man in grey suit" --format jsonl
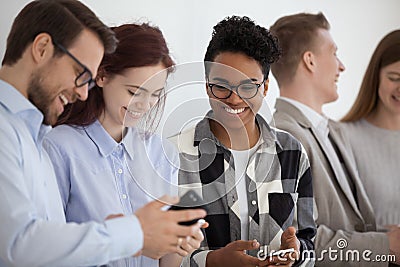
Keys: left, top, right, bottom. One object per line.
{"left": 270, "top": 12, "right": 400, "bottom": 266}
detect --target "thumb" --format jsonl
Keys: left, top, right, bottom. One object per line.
{"left": 201, "top": 221, "right": 209, "bottom": 229}
{"left": 230, "top": 240, "right": 260, "bottom": 251}
{"left": 282, "top": 226, "right": 297, "bottom": 239}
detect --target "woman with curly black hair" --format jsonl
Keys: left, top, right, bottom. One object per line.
{"left": 169, "top": 16, "right": 316, "bottom": 267}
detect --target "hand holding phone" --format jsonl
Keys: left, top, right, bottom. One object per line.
{"left": 168, "top": 190, "right": 208, "bottom": 225}
{"left": 135, "top": 195, "right": 207, "bottom": 259}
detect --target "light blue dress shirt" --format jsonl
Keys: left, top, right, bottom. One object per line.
{"left": 0, "top": 80, "right": 142, "bottom": 267}
{"left": 43, "top": 120, "right": 179, "bottom": 267}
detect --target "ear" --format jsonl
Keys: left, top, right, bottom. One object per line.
{"left": 262, "top": 78, "right": 269, "bottom": 97}
{"left": 96, "top": 75, "right": 106, "bottom": 88}
{"left": 95, "top": 67, "right": 107, "bottom": 87}
{"left": 302, "top": 51, "right": 316, "bottom": 73}
{"left": 31, "top": 33, "right": 53, "bottom": 64}
{"left": 205, "top": 77, "right": 212, "bottom": 96}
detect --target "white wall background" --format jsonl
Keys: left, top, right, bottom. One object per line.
{"left": 1, "top": 0, "right": 399, "bottom": 128}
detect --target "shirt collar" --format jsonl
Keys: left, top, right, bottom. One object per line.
{"left": 84, "top": 120, "right": 121, "bottom": 157}
{"left": 279, "top": 97, "right": 329, "bottom": 138}
{"left": 84, "top": 121, "right": 135, "bottom": 159}
{"left": 0, "top": 79, "right": 50, "bottom": 142}
{"left": 194, "top": 110, "right": 282, "bottom": 151}
{"left": 122, "top": 128, "right": 138, "bottom": 160}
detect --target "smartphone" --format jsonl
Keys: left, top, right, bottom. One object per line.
{"left": 168, "top": 190, "right": 208, "bottom": 226}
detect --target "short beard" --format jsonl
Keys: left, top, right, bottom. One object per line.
{"left": 27, "top": 71, "right": 57, "bottom": 126}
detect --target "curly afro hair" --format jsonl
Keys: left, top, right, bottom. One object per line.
{"left": 204, "top": 15, "right": 281, "bottom": 79}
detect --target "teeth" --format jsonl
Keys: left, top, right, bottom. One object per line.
{"left": 59, "top": 94, "right": 68, "bottom": 106}
{"left": 127, "top": 110, "right": 142, "bottom": 117}
{"left": 224, "top": 107, "right": 245, "bottom": 114}
{"left": 394, "top": 96, "right": 400, "bottom": 101}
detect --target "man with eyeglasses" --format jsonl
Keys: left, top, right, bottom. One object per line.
{"left": 169, "top": 16, "right": 316, "bottom": 267}
{"left": 0, "top": 1, "right": 205, "bottom": 266}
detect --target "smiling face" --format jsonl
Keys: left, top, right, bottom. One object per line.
{"left": 28, "top": 30, "right": 104, "bottom": 126}
{"left": 206, "top": 52, "right": 268, "bottom": 135}
{"left": 313, "top": 29, "right": 345, "bottom": 104}
{"left": 376, "top": 60, "right": 400, "bottom": 117}
{"left": 98, "top": 62, "right": 168, "bottom": 130}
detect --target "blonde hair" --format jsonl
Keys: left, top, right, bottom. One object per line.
{"left": 270, "top": 12, "right": 330, "bottom": 87}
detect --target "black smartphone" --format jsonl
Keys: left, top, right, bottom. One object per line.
{"left": 168, "top": 190, "right": 208, "bottom": 226}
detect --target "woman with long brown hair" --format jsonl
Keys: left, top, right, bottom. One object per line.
{"left": 43, "top": 23, "right": 204, "bottom": 267}
{"left": 341, "top": 30, "right": 400, "bottom": 230}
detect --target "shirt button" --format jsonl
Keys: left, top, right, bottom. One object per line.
{"left": 251, "top": 200, "right": 257, "bottom": 205}
{"left": 122, "top": 194, "right": 127, "bottom": 199}
{"left": 118, "top": 168, "right": 123, "bottom": 174}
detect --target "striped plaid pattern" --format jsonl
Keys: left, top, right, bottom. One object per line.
{"left": 169, "top": 111, "right": 316, "bottom": 267}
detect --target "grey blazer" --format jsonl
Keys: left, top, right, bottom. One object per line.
{"left": 273, "top": 98, "right": 389, "bottom": 266}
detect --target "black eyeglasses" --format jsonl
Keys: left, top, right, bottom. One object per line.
{"left": 207, "top": 79, "right": 264, "bottom": 100}
{"left": 52, "top": 39, "right": 95, "bottom": 90}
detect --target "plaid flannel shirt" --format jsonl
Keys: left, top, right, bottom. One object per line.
{"left": 168, "top": 111, "right": 316, "bottom": 267}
